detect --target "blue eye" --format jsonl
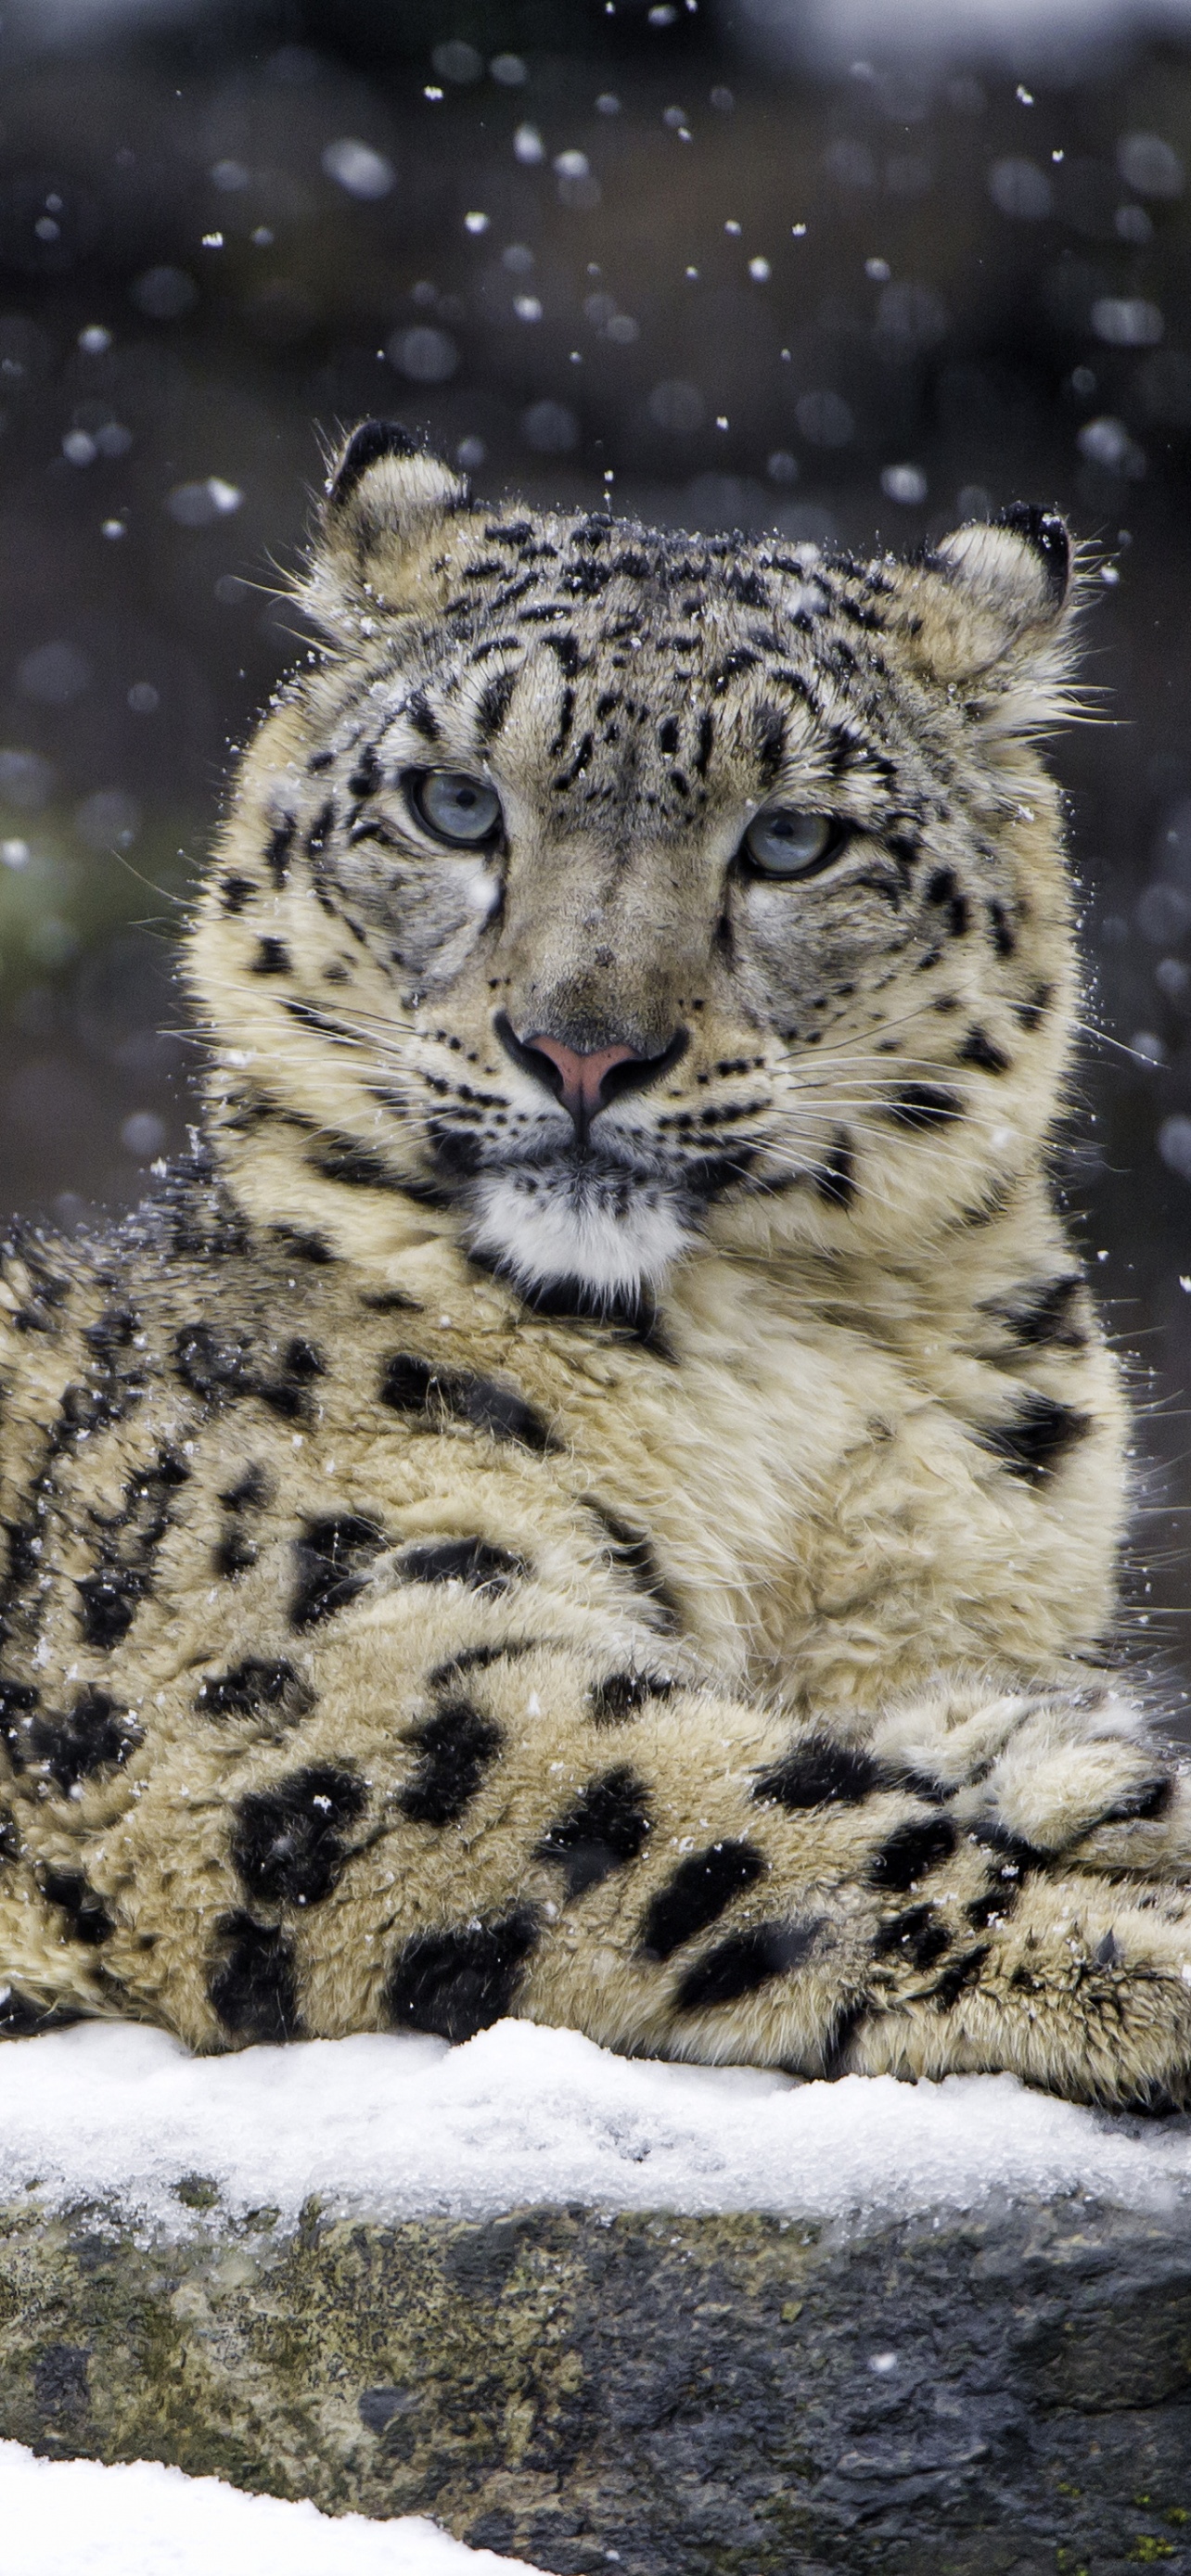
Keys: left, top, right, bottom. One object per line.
{"left": 409, "top": 771, "right": 503, "bottom": 846}
{"left": 741, "top": 808, "right": 841, "bottom": 878}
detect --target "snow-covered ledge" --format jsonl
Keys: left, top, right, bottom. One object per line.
{"left": 2, "top": 2020, "right": 1191, "bottom": 2575}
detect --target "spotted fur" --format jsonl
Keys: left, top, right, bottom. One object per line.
{"left": 0, "top": 427, "right": 1189, "bottom": 2111}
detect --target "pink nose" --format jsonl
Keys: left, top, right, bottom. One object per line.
{"left": 524, "top": 1034, "right": 642, "bottom": 1120}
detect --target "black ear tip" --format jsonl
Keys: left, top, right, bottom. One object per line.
{"left": 327, "top": 420, "right": 424, "bottom": 509}
{"left": 992, "top": 501, "right": 1070, "bottom": 600}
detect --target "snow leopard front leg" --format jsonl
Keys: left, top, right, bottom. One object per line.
{"left": 2, "top": 1395, "right": 1187, "bottom": 2108}
{"left": 18, "top": 1580, "right": 1189, "bottom": 2113}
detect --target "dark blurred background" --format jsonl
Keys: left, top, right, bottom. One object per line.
{"left": 3, "top": 0, "right": 1191, "bottom": 1701}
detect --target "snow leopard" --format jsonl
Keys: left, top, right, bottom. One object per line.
{"left": 1, "top": 418, "right": 1189, "bottom": 2109}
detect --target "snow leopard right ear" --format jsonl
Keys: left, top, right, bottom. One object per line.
{"left": 301, "top": 423, "right": 473, "bottom": 637}
{"left": 897, "top": 504, "right": 1080, "bottom": 722}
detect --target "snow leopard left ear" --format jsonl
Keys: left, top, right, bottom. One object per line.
{"left": 301, "top": 422, "right": 473, "bottom": 637}
{"left": 898, "top": 504, "right": 1079, "bottom": 708}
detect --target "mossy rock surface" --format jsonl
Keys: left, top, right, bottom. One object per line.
{"left": 0, "top": 2188, "right": 1190, "bottom": 2572}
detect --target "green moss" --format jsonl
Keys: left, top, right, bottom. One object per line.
{"left": 0, "top": 2194, "right": 1187, "bottom": 2572}
{"left": 173, "top": 2176, "right": 220, "bottom": 2212}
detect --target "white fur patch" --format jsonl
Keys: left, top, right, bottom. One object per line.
{"left": 467, "top": 1167, "right": 692, "bottom": 1300}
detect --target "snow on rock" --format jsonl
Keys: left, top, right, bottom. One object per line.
{"left": 0, "top": 2016, "right": 1188, "bottom": 2234}
{"left": 0, "top": 2441, "right": 547, "bottom": 2576}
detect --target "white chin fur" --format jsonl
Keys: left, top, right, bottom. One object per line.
{"left": 467, "top": 1169, "right": 691, "bottom": 1300}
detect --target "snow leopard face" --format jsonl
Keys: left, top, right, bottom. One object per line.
{"left": 191, "top": 425, "right": 1080, "bottom": 1316}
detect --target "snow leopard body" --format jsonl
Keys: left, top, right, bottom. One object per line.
{"left": 1, "top": 422, "right": 1189, "bottom": 2107}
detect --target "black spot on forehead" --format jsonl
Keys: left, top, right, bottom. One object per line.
{"left": 404, "top": 688, "right": 441, "bottom": 744}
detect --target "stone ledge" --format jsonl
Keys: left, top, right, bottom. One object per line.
{"left": 2, "top": 2189, "right": 1191, "bottom": 2576}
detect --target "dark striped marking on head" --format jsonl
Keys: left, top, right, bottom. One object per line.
{"left": 265, "top": 818, "right": 295, "bottom": 886}
{"left": 307, "top": 799, "right": 335, "bottom": 857}
{"left": 753, "top": 1735, "right": 884, "bottom": 1811}
{"left": 535, "top": 1766, "right": 651, "bottom": 1897}
{"left": 674, "top": 1918, "right": 821, "bottom": 2013}
{"left": 988, "top": 900, "right": 1017, "bottom": 957}
{"left": 958, "top": 1027, "right": 1011, "bottom": 1075}
{"left": 273, "top": 1223, "right": 336, "bottom": 1267}
{"left": 985, "top": 1274, "right": 1086, "bottom": 1351}
{"left": 349, "top": 742, "right": 382, "bottom": 799}
{"left": 173, "top": 1321, "right": 252, "bottom": 1399}
{"left": 926, "top": 867, "right": 968, "bottom": 937}
{"left": 231, "top": 1764, "right": 366, "bottom": 1907}
{"left": 379, "top": 1353, "right": 556, "bottom": 1453}
{"left": 252, "top": 937, "right": 291, "bottom": 977}
{"left": 308, "top": 1138, "right": 413, "bottom": 1194}
{"left": 209, "top": 1912, "right": 302, "bottom": 2042}
{"left": 214, "top": 1531, "right": 258, "bottom": 1578}
{"left": 1016, "top": 979, "right": 1054, "bottom": 1030}
{"left": 399, "top": 1701, "right": 503, "bottom": 1826}
{"left": 639, "top": 1839, "right": 766, "bottom": 1962}
{"left": 978, "top": 1393, "right": 1092, "bottom": 1483}
{"left": 221, "top": 874, "right": 256, "bottom": 914}
{"left": 385, "top": 1910, "right": 539, "bottom": 2042}
{"left": 889, "top": 1083, "right": 963, "bottom": 1130}
{"left": 474, "top": 667, "right": 519, "bottom": 741}
{"left": 813, "top": 1134, "right": 855, "bottom": 1210}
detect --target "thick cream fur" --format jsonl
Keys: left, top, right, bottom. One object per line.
{"left": 0, "top": 448, "right": 1188, "bottom": 2109}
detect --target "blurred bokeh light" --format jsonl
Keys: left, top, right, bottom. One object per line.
{"left": 3, "top": 0, "right": 1191, "bottom": 1702}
